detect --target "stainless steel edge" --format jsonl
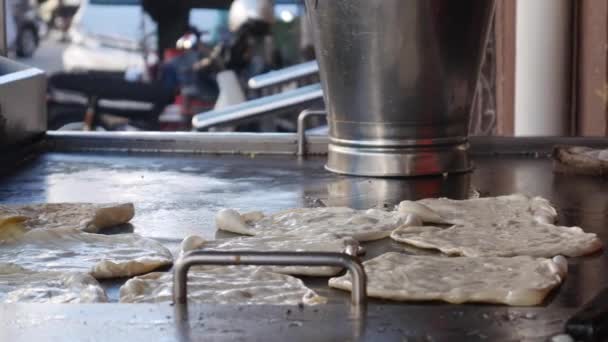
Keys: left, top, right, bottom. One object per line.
{"left": 173, "top": 251, "right": 367, "bottom": 307}
{"left": 326, "top": 142, "right": 472, "bottom": 177}
{"left": 44, "top": 132, "right": 608, "bottom": 156}
{"left": 329, "top": 136, "right": 469, "bottom": 148}
{"left": 247, "top": 61, "right": 319, "bottom": 90}
{"left": 45, "top": 131, "right": 330, "bottom": 155}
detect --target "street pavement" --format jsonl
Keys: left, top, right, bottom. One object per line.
{"left": 16, "top": 34, "right": 67, "bottom": 74}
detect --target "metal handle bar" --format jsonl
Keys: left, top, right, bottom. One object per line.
{"left": 173, "top": 251, "right": 366, "bottom": 307}
{"left": 297, "top": 109, "right": 327, "bottom": 156}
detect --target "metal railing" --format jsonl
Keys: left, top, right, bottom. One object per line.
{"left": 248, "top": 61, "right": 320, "bottom": 90}
{"left": 192, "top": 83, "right": 323, "bottom": 130}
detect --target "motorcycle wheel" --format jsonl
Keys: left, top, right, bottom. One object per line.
{"left": 16, "top": 26, "right": 38, "bottom": 58}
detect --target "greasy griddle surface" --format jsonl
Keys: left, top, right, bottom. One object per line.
{"left": 0, "top": 152, "right": 607, "bottom": 339}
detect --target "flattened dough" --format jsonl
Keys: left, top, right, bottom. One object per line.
{"left": 0, "top": 227, "right": 173, "bottom": 279}
{"left": 329, "top": 252, "right": 567, "bottom": 306}
{"left": 120, "top": 266, "right": 326, "bottom": 305}
{"left": 398, "top": 194, "right": 558, "bottom": 225}
{"left": 392, "top": 194, "right": 602, "bottom": 257}
{"left": 0, "top": 203, "right": 135, "bottom": 233}
{"left": 180, "top": 234, "right": 357, "bottom": 276}
{"left": 553, "top": 145, "right": 608, "bottom": 177}
{"left": 0, "top": 263, "right": 107, "bottom": 303}
{"left": 216, "top": 207, "right": 403, "bottom": 242}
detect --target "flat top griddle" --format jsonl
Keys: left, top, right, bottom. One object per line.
{"left": 0, "top": 133, "right": 607, "bottom": 341}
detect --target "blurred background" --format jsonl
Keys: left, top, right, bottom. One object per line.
{"left": 6, "top": 0, "right": 604, "bottom": 137}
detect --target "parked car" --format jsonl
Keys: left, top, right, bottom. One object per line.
{"left": 62, "top": 0, "right": 223, "bottom": 73}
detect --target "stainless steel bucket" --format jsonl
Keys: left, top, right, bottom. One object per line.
{"left": 305, "top": 0, "right": 496, "bottom": 176}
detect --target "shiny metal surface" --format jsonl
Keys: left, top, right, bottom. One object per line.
{"left": 174, "top": 251, "right": 367, "bottom": 308}
{"left": 228, "top": 0, "right": 274, "bottom": 32}
{"left": 297, "top": 109, "right": 326, "bottom": 156}
{"left": 1, "top": 137, "right": 608, "bottom": 340}
{"left": 248, "top": 61, "right": 319, "bottom": 89}
{"left": 326, "top": 141, "right": 471, "bottom": 177}
{"left": 0, "top": 303, "right": 575, "bottom": 341}
{"left": 0, "top": 57, "right": 46, "bottom": 147}
{"left": 306, "top": 0, "right": 495, "bottom": 176}
{"left": 192, "top": 83, "right": 323, "bottom": 130}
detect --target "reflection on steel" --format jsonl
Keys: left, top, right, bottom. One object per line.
{"left": 248, "top": 61, "right": 319, "bottom": 90}
{"left": 173, "top": 251, "right": 367, "bottom": 308}
{"left": 325, "top": 174, "right": 471, "bottom": 209}
{"left": 306, "top": 0, "right": 496, "bottom": 177}
{"left": 46, "top": 130, "right": 330, "bottom": 155}
{"left": 297, "top": 109, "right": 326, "bottom": 156}
{"left": 192, "top": 84, "right": 323, "bottom": 130}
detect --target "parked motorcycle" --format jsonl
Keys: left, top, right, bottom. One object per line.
{"left": 47, "top": 0, "right": 277, "bottom": 131}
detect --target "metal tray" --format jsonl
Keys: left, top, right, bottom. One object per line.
{"left": 0, "top": 57, "right": 45, "bottom": 147}
{"left": 0, "top": 133, "right": 607, "bottom": 341}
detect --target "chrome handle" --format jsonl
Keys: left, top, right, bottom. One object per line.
{"left": 248, "top": 61, "right": 319, "bottom": 90}
{"left": 173, "top": 251, "right": 366, "bottom": 307}
{"left": 297, "top": 109, "right": 327, "bottom": 156}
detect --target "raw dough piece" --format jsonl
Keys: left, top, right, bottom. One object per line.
{"left": 216, "top": 207, "right": 403, "bottom": 242}
{"left": 329, "top": 252, "right": 568, "bottom": 306}
{"left": 0, "top": 227, "right": 173, "bottom": 279}
{"left": 180, "top": 234, "right": 357, "bottom": 276}
{"left": 120, "top": 266, "right": 326, "bottom": 305}
{"left": 398, "top": 194, "right": 557, "bottom": 225}
{"left": 553, "top": 145, "right": 608, "bottom": 177}
{"left": 0, "top": 203, "right": 135, "bottom": 233}
{"left": 392, "top": 194, "right": 602, "bottom": 257}
{"left": 0, "top": 263, "right": 107, "bottom": 303}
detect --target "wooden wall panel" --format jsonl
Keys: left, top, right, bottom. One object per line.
{"left": 494, "top": 0, "right": 516, "bottom": 136}
{"left": 577, "top": 0, "right": 608, "bottom": 136}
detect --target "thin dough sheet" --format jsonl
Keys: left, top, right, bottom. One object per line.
{"left": 120, "top": 266, "right": 326, "bottom": 305}
{"left": 329, "top": 252, "right": 567, "bottom": 306}
{"left": 393, "top": 194, "right": 602, "bottom": 257}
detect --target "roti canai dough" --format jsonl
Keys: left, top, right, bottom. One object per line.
{"left": 0, "top": 203, "right": 135, "bottom": 233}
{"left": 180, "top": 234, "right": 357, "bottom": 276}
{"left": 0, "top": 263, "right": 107, "bottom": 303}
{"left": 0, "top": 226, "right": 173, "bottom": 279}
{"left": 216, "top": 207, "right": 403, "bottom": 242}
{"left": 329, "top": 252, "right": 568, "bottom": 306}
{"left": 120, "top": 266, "right": 326, "bottom": 305}
{"left": 392, "top": 194, "right": 602, "bottom": 257}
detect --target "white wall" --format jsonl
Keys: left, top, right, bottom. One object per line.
{"left": 515, "top": 0, "right": 571, "bottom": 136}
